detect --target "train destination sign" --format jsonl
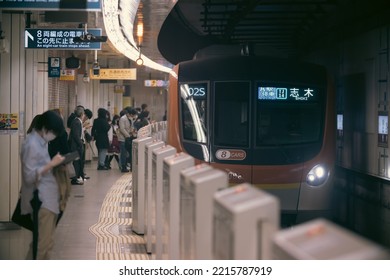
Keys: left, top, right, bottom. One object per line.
{"left": 25, "top": 28, "right": 102, "bottom": 50}
{"left": 258, "top": 86, "right": 319, "bottom": 101}
{"left": 0, "top": 0, "right": 101, "bottom": 11}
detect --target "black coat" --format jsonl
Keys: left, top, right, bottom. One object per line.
{"left": 68, "top": 117, "right": 84, "bottom": 155}
{"left": 91, "top": 117, "right": 110, "bottom": 149}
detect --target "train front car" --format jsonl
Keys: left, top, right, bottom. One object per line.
{"left": 167, "top": 55, "right": 336, "bottom": 225}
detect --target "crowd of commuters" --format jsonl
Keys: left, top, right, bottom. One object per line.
{"left": 19, "top": 103, "right": 152, "bottom": 259}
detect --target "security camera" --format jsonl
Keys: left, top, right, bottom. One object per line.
{"left": 92, "top": 62, "right": 100, "bottom": 76}
{"left": 73, "top": 33, "right": 108, "bottom": 43}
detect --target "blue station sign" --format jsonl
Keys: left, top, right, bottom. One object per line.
{"left": 0, "top": 0, "right": 101, "bottom": 11}
{"left": 25, "top": 28, "right": 102, "bottom": 50}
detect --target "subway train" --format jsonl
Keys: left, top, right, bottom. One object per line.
{"left": 166, "top": 54, "right": 336, "bottom": 225}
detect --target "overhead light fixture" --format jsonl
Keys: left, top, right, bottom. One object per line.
{"left": 101, "top": 0, "right": 173, "bottom": 73}
{"left": 135, "top": 45, "right": 143, "bottom": 66}
{"left": 136, "top": 5, "right": 144, "bottom": 46}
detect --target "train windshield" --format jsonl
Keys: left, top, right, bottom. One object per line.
{"left": 180, "top": 81, "right": 323, "bottom": 150}
{"left": 214, "top": 81, "right": 250, "bottom": 147}
{"left": 256, "top": 85, "right": 322, "bottom": 146}
{"left": 180, "top": 83, "right": 207, "bottom": 143}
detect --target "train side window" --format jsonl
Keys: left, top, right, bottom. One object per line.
{"left": 214, "top": 81, "right": 250, "bottom": 147}
{"left": 180, "top": 83, "right": 207, "bottom": 143}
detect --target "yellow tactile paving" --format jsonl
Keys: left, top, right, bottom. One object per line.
{"left": 89, "top": 173, "right": 150, "bottom": 260}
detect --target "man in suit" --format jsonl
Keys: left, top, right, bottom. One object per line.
{"left": 68, "top": 106, "right": 85, "bottom": 185}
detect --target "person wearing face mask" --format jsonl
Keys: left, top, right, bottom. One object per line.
{"left": 20, "top": 110, "right": 66, "bottom": 259}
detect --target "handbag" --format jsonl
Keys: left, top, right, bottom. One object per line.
{"left": 11, "top": 197, "right": 34, "bottom": 231}
{"left": 53, "top": 166, "right": 72, "bottom": 211}
{"left": 66, "top": 162, "right": 76, "bottom": 178}
{"left": 84, "top": 131, "right": 92, "bottom": 143}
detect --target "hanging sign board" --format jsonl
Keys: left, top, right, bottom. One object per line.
{"left": 144, "top": 80, "right": 169, "bottom": 87}
{"left": 25, "top": 28, "right": 102, "bottom": 50}
{"left": 0, "top": 0, "right": 101, "bottom": 11}
{"left": 89, "top": 68, "right": 137, "bottom": 80}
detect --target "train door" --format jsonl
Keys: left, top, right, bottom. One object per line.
{"left": 210, "top": 81, "right": 253, "bottom": 184}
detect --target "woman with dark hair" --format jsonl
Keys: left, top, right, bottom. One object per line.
{"left": 134, "top": 110, "right": 150, "bottom": 130}
{"left": 91, "top": 108, "right": 111, "bottom": 170}
{"left": 105, "top": 114, "right": 121, "bottom": 169}
{"left": 20, "top": 110, "right": 65, "bottom": 259}
{"left": 27, "top": 114, "right": 42, "bottom": 134}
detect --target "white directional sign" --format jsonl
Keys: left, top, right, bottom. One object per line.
{"left": 24, "top": 28, "right": 102, "bottom": 50}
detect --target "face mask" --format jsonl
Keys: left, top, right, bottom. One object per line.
{"left": 43, "top": 131, "right": 56, "bottom": 142}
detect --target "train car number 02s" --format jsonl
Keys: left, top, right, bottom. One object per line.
{"left": 216, "top": 149, "right": 246, "bottom": 160}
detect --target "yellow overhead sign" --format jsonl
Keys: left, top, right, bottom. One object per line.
{"left": 90, "top": 68, "right": 137, "bottom": 80}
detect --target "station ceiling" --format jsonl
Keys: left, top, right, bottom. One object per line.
{"left": 4, "top": 0, "right": 388, "bottom": 72}
{"left": 151, "top": 0, "right": 390, "bottom": 65}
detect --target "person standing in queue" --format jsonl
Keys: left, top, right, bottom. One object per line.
{"left": 105, "top": 114, "right": 121, "bottom": 169}
{"left": 48, "top": 109, "right": 71, "bottom": 223}
{"left": 91, "top": 108, "right": 111, "bottom": 170}
{"left": 118, "top": 107, "right": 138, "bottom": 172}
{"left": 68, "top": 106, "right": 85, "bottom": 185}
{"left": 20, "top": 110, "right": 65, "bottom": 259}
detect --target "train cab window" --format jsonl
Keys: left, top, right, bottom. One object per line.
{"left": 180, "top": 83, "right": 207, "bottom": 143}
{"left": 256, "top": 85, "right": 322, "bottom": 146}
{"left": 214, "top": 81, "right": 250, "bottom": 147}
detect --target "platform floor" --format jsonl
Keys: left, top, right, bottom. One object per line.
{"left": 0, "top": 160, "right": 149, "bottom": 260}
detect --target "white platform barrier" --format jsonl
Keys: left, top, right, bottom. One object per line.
{"left": 162, "top": 153, "right": 195, "bottom": 260}
{"left": 130, "top": 123, "right": 389, "bottom": 260}
{"left": 131, "top": 136, "right": 152, "bottom": 235}
{"left": 213, "top": 183, "right": 280, "bottom": 260}
{"left": 273, "top": 218, "right": 390, "bottom": 259}
{"left": 151, "top": 145, "right": 176, "bottom": 260}
{"left": 144, "top": 140, "right": 165, "bottom": 253}
{"left": 178, "top": 164, "right": 212, "bottom": 259}
{"left": 180, "top": 166, "right": 228, "bottom": 260}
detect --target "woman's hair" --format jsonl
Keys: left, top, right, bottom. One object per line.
{"left": 139, "top": 110, "right": 149, "bottom": 120}
{"left": 35, "top": 110, "right": 65, "bottom": 136}
{"left": 84, "top": 108, "right": 93, "bottom": 119}
{"left": 112, "top": 114, "right": 120, "bottom": 124}
{"left": 27, "top": 114, "right": 41, "bottom": 134}
{"left": 98, "top": 108, "right": 107, "bottom": 119}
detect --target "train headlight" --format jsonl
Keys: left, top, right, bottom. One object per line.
{"left": 306, "top": 164, "right": 329, "bottom": 186}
